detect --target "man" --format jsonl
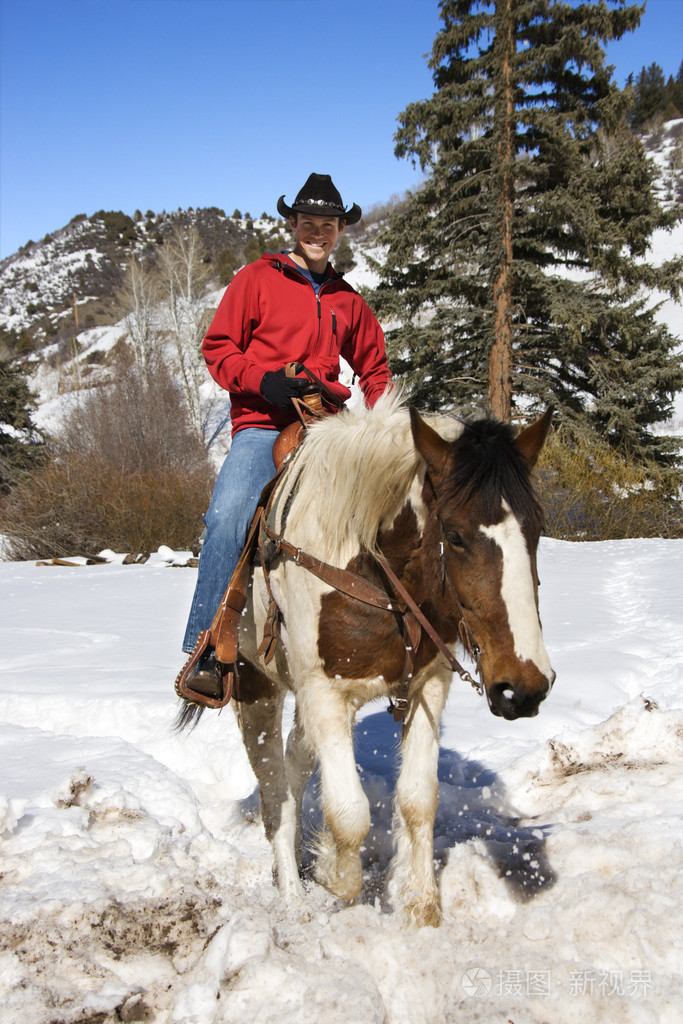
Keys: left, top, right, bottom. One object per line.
{"left": 181, "top": 173, "right": 392, "bottom": 694}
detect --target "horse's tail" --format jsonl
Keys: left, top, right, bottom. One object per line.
{"left": 173, "top": 699, "right": 204, "bottom": 732}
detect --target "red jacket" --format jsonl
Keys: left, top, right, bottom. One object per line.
{"left": 203, "top": 252, "right": 392, "bottom": 434}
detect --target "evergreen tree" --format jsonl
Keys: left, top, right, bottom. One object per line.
{"left": 333, "top": 236, "right": 357, "bottom": 273}
{"left": 672, "top": 62, "right": 683, "bottom": 116}
{"left": 633, "top": 60, "right": 683, "bottom": 124}
{"left": 630, "top": 62, "right": 667, "bottom": 128}
{"left": 373, "top": 0, "right": 683, "bottom": 465}
{"left": 217, "top": 247, "right": 240, "bottom": 285}
{"left": 0, "top": 361, "right": 45, "bottom": 492}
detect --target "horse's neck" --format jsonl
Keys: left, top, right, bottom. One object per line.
{"left": 287, "top": 408, "right": 420, "bottom": 563}
{"left": 284, "top": 401, "right": 462, "bottom": 567}
{"left": 377, "top": 502, "right": 421, "bottom": 569}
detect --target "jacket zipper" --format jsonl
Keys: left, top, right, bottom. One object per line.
{"left": 316, "top": 293, "right": 323, "bottom": 353}
{"left": 272, "top": 257, "right": 340, "bottom": 358}
{"left": 313, "top": 284, "right": 338, "bottom": 358}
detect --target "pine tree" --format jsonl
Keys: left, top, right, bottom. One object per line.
{"left": 217, "top": 247, "right": 240, "bottom": 285}
{"left": 628, "top": 60, "right": 683, "bottom": 128}
{"left": 672, "top": 62, "right": 683, "bottom": 117}
{"left": 0, "top": 361, "right": 45, "bottom": 492}
{"left": 333, "top": 236, "right": 357, "bottom": 273}
{"left": 372, "top": 0, "right": 683, "bottom": 465}
{"left": 630, "top": 62, "right": 667, "bottom": 128}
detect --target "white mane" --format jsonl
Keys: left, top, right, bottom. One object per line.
{"left": 288, "top": 390, "right": 463, "bottom": 563}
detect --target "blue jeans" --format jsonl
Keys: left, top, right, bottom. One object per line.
{"left": 183, "top": 428, "right": 277, "bottom": 654}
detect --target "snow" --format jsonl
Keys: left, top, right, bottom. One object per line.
{"left": 1, "top": 537, "right": 682, "bottom": 1023}
{"left": 0, "top": 216, "right": 109, "bottom": 334}
{"left": 1, "top": 122, "right": 682, "bottom": 1023}
{"left": 342, "top": 242, "right": 385, "bottom": 293}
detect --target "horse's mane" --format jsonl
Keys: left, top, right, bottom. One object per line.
{"left": 445, "top": 417, "right": 544, "bottom": 530}
{"left": 291, "top": 391, "right": 462, "bottom": 560}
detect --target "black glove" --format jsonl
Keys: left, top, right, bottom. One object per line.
{"left": 260, "top": 367, "right": 310, "bottom": 410}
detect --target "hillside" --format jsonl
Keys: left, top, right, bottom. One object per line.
{"left": 0, "top": 121, "right": 681, "bottom": 433}
{"left": 0, "top": 207, "right": 291, "bottom": 356}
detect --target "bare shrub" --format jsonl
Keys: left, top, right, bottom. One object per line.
{"left": 0, "top": 359, "right": 216, "bottom": 559}
{"left": 157, "top": 226, "right": 213, "bottom": 440}
{"left": 346, "top": 193, "right": 409, "bottom": 238}
{"left": 537, "top": 422, "right": 683, "bottom": 541}
{"left": 115, "top": 256, "right": 162, "bottom": 374}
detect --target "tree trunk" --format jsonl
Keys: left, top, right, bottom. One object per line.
{"left": 490, "top": 0, "right": 515, "bottom": 422}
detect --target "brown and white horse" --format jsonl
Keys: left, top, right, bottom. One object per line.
{"left": 179, "top": 394, "right": 555, "bottom": 927}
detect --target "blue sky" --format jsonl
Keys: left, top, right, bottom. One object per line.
{"left": 1, "top": 0, "right": 681, "bottom": 260}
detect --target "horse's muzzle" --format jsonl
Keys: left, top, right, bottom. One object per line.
{"left": 487, "top": 672, "right": 555, "bottom": 720}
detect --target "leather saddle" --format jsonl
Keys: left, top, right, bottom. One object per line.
{"left": 174, "top": 372, "right": 335, "bottom": 709}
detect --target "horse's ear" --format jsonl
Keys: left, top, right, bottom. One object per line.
{"left": 515, "top": 408, "right": 553, "bottom": 468}
{"left": 410, "top": 406, "right": 450, "bottom": 481}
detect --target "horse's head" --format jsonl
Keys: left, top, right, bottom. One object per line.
{"left": 410, "top": 407, "right": 555, "bottom": 720}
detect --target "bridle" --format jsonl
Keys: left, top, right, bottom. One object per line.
{"left": 438, "top": 518, "right": 483, "bottom": 685}
{"left": 374, "top": 523, "right": 484, "bottom": 711}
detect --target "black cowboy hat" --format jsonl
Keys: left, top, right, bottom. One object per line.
{"left": 277, "top": 173, "right": 362, "bottom": 226}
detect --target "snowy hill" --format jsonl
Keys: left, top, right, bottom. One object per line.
{"left": 0, "top": 207, "right": 289, "bottom": 355}
{"left": 1, "top": 123, "right": 681, "bottom": 441}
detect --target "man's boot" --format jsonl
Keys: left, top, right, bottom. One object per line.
{"left": 184, "top": 649, "right": 225, "bottom": 698}
{"left": 175, "top": 631, "right": 234, "bottom": 708}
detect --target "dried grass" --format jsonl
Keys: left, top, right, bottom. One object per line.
{"left": 0, "top": 360, "right": 216, "bottom": 559}
{"left": 536, "top": 423, "right": 683, "bottom": 541}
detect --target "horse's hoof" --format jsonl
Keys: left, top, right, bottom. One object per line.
{"left": 414, "top": 903, "right": 442, "bottom": 928}
{"left": 404, "top": 896, "right": 442, "bottom": 928}
{"left": 314, "top": 844, "right": 363, "bottom": 902}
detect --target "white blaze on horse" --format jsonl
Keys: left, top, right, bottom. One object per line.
{"left": 177, "top": 394, "right": 555, "bottom": 927}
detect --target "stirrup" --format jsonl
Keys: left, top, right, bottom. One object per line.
{"left": 174, "top": 630, "right": 235, "bottom": 709}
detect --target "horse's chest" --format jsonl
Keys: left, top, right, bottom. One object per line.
{"left": 318, "top": 589, "right": 408, "bottom": 682}
{"left": 316, "top": 535, "right": 433, "bottom": 686}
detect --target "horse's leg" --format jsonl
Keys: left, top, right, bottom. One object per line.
{"left": 283, "top": 705, "right": 316, "bottom": 871}
{"left": 391, "top": 668, "right": 451, "bottom": 927}
{"left": 233, "top": 662, "right": 303, "bottom": 900}
{"left": 298, "top": 680, "right": 370, "bottom": 902}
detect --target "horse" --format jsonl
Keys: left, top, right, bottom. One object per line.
{"left": 177, "top": 394, "right": 555, "bottom": 927}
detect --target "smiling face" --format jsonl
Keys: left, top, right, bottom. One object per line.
{"left": 289, "top": 213, "right": 345, "bottom": 273}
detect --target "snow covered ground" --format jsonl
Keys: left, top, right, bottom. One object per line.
{"left": 1, "top": 119, "right": 681, "bottom": 1024}
{"left": 1, "top": 536, "right": 682, "bottom": 1023}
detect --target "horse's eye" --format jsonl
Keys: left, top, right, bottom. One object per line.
{"left": 446, "top": 532, "right": 465, "bottom": 550}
